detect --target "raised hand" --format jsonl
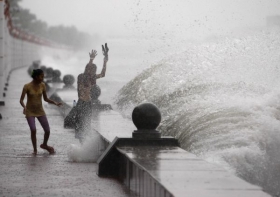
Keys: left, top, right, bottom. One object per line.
{"left": 102, "top": 43, "right": 109, "bottom": 61}
{"left": 89, "top": 50, "right": 98, "bottom": 60}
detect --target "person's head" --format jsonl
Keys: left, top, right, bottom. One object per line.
{"left": 84, "top": 64, "right": 97, "bottom": 76}
{"left": 31, "top": 69, "right": 44, "bottom": 82}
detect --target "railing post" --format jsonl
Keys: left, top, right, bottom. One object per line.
{"left": 132, "top": 103, "right": 162, "bottom": 138}
{"left": 0, "top": 0, "right": 5, "bottom": 105}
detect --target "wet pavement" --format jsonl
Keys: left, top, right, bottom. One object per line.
{"left": 0, "top": 67, "right": 133, "bottom": 197}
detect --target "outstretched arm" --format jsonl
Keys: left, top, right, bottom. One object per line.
{"left": 42, "top": 84, "right": 63, "bottom": 106}
{"left": 96, "top": 58, "right": 107, "bottom": 79}
{"left": 96, "top": 43, "right": 109, "bottom": 79}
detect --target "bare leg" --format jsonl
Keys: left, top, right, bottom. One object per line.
{"left": 26, "top": 117, "right": 37, "bottom": 154}
{"left": 30, "top": 130, "right": 37, "bottom": 154}
{"left": 37, "top": 116, "right": 54, "bottom": 154}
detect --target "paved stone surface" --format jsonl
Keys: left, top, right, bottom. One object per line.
{"left": 91, "top": 110, "right": 135, "bottom": 142}
{"left": 0, "top": 67, "right": 133, "bottom": 197}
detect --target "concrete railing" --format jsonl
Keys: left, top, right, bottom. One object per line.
{"left": 94, "top": 103, "right": 271, "bottom": 197}
{"left": 53, "top": 89, "right": 271, "bottom": 197}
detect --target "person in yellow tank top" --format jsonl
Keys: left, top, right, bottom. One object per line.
{"left": 20, "top": 69, "right": 63, "bottom": 155}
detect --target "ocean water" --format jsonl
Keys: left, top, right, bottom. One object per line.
{"left": 114, "top": 28, "right": 280, "bottom": 196}
{"left": 67, "top": 131, "right": 106, "bottom": 163}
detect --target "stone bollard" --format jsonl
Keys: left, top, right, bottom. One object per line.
{"left": 97, "top": 103, "right": 178, "bottom": 177}
{"left": 62, "top": 74, "right": 75, "bottom": 89}
{"left": 45, "top": 67, "right": 53, "bottom": 80}
{"left": 91, "top": 85, "right": 112, "bottom": 111}
{"left": 40, "top": 65, "right": 47, "bottom": 74}
{"left": 52, "top": 69, "right": 62, "bottom": 83}
{"left": 132, "top": 103, "right": 161, "bottom": 138}
{"left": 27, "top": 60, "right": 40, "bottom": 76}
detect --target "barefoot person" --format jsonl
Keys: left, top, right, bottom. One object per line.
{"left": 75, "top": 43, "right": 109, "bottom": 143}
{"left": 20, "top": 69, "right": 63, "bottom": 154}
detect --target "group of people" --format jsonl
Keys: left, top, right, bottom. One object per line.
{"left": 19, "top": 43, "right": 109, "bottom": 154}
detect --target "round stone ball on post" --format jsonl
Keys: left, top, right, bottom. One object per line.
{"left": 52, "top": 69, "right": 62, "bottom": 82}
{"left": 132, "top": 103, "right": 162, "bottom": 139}
{"left": 62, "top": 74, "right": 75, "bottom": 89}
{"left": 45, "top": 67, "right": 53, "bottom": 79}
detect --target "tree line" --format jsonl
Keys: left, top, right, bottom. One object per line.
{"left": 8, "top": 0, "right": 95, "bottom": 49}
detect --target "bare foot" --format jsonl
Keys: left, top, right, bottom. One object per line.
{"left": 32, "top": 151, "right": 37, "bottom": 155}
{"left": 40, "top": 144, "right": 55, "bottom": 154}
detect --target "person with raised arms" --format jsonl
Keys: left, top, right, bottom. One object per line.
{"left": 75, "top": 43, "right": 109, "bottom": 143}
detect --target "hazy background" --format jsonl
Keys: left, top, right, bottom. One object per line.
{"left": 17, "top": 0, "right": 280, "bottom": 104}
{"left": 19, "top": 0, "right": 280, "bottom": 39}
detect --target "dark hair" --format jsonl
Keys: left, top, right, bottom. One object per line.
{"left": 31, "top": 69, "right": 44, "bottom": 79}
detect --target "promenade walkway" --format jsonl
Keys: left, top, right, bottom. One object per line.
{"left": 0, "top": 67, "right": 133, "bottom": 197}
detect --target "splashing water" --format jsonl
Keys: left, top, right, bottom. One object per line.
{"left": 67, "top": 131, "right": 106, "bottom": 163}
{"left": 115, "top": 28, "right": 280, "bottom": 196}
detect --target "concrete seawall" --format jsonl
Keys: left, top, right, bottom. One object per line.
{"left": 55, "top": 83, "right": 271, "bottom": 196}
{"left": 91, "top": 110, "right": 271, "bottom": 197}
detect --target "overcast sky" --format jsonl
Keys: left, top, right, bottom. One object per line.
{"left": 19, "top": 0, "right": 280, "bottom": 40}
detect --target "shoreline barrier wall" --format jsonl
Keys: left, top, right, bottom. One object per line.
{"left": 93, "top": 109, "right": 271, "bottom": 197}
{"left": 53, "top": 92, "right": 271, "bottom": 197}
